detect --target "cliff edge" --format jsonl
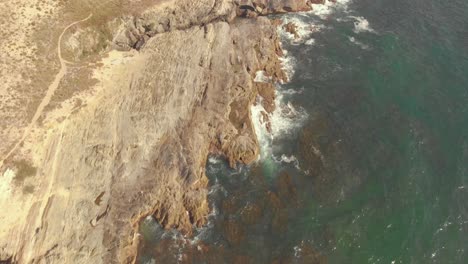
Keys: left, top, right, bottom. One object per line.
{"left": 0, "top": 0, "right": 319, "bottom": 263}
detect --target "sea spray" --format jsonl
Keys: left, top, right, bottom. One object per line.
{"left": 249, "top": 0, "right": 357, "bottom": 176}
{"left": 273, "top": 154, "right": 302, "bottom": 170}
{"left": 250, "top": 18, "right": 311, "bottom": 169}
{"left": 251, "top": 81, "right": 308, "bottom": 162}
{"left": 349, "top": 36, "right": 370, "bottom": 49}
{"left": 309, "top": 0, "right": 352, "bottom": 19}
{"left": 279, "top": 50, "right": 297, "bottom": 80}
{"left": 350, "top": 16, "right": 376, "bottom": 33}
{"left": 278, "top": 16, "right": 324, "bottom": 45}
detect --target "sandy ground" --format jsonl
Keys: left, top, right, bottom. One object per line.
{"left": 0, "top": 0, "right": 140, "bottom": 255}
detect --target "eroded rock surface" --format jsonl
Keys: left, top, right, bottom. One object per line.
{"left": 0, "top": 0, "right": 304, "bottom": 263}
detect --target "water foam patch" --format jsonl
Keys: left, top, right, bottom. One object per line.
{"left": 270, "top": 91, "right": 308, "bottom": 136}
{"left": 251, "top": 82, "right": 308, "bottom": 161}
{"left": 282, "top": 87, "right": 305, "bottom": 95}
{"left": 278, "top": 16, "right": 324, "bottom": 45}
{"left": 273, "top": 154, "right": 301, "bottom": 170}
{"left": 309, "top": 0, "right": 352, "bottom": 19}
{"left": 254, "top": 70, "right": 271, "bottom": 83}
{"left": 350, "top": 16, "right": 375, "bottom": 33}
{"left": 251, "top": 97, "right": 273, "bottom": 159}
{"left": 279, "top": 50, "right": 297, "bottom": 80}
{"left": 349, "top": 36, "right": 370, "bottom": 49}
{"left": 278, "top": 13, "right": 326, "bottom": 46}
{"left": 305, "top": 38, "right": 316, "bottom": 46}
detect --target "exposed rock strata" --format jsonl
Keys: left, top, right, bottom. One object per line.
{"left": 237, "top": 0, "right": 316, "bottom": 17}
{"left": 0, "top": 0, "right": 325, "bottom": 263}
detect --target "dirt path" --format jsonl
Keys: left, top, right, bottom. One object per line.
{"left": 0, "top": 14, "right": 92, "bottom": 169}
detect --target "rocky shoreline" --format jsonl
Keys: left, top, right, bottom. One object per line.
{"left": 0, "top": 1, "right": 326, "bottom": 263}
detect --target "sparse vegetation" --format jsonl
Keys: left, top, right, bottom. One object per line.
{"left": 22, "top": 185, "right": 35, "bottom": 194}
{"left": 13, "top": 159, "right": 37, "bottom": 183}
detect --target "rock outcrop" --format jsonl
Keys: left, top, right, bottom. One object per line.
{"left": 0, "top": 0, "right": 328, "bottom": 263}
{"left": 283, "top": 21, "right": 300, "bottom": 38}
{"left": 237, "top": 0, "right": 316, "bottom": 17}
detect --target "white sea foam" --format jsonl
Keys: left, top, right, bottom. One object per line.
{"left": 251, "top": 0, "right": 353, "bottom": 166}
{"left": 254, "top": 70, "right": 271, "bottom": 83}
{"left": 305, "top": 38, "right": 316, "bottom": 46}
{"left": 270, "top": 94, "right": 308, "bottom": 136}
{"left": 251, "top": 84, "right": 308, "bottom": 160}
{"left": 294, "top": 245, "right": 302, "bottom": 258}
{"left": 273, "top": 154, "right": 301, "bottom": 170}
{"left": 189, "top": 204, "right": 218, "bottom": 245}
{"left": 156, "top": 201, "right": 220, "bottom": 250}
{"left": 282, "top": 87, "right": 304, "bottom": 95}
{"left": 349, "top": 36, "right": 370, "bottom": 49}
{"left": 350, "top": 16, "right": 375, "bottom": 33}
{"left": 278, "top": 16, "right": 324, "bottom": 45}
{"left": 309, "top": 0, "right": 352, "bottom": 19}
{"left": 279, "top": 51, "right": 296, "bottom": 80}
{"left": 278, "top": 13, "right": 325, "bottom": 45}
{"left": 251, "top": 98, "right": 273, "bottom": 159}
{"left": 208, "top": 156, "right": 222, "bottom": 165}
{"left": 143, "top": 259, "right": 156, "bottom": 264}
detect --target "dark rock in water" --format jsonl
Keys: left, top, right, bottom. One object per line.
{"left": 298, "top": 116, "right": 338, "bottom": 203}
{"left": 223, "top": 218, "right": 246, "bottom": 246}
{"left": 272, "top": 209, "right": 289, "bottom": 234}
{"left": 233, "top": 255, "right": 255, "bottom": 264}
{"left": 266, "top": 191, "right": 289, "bottom": 233}
{"left": 276, "top": 171, "right": 298, "bottom": 206}
{"left": 298, "top": 121, "right": 327, "bottom": 179}
{"left": 240, "top": 203, "right": 263, "bottom": 224}
{"left": 298, "top": 112, "right": 368, "bottom": 205}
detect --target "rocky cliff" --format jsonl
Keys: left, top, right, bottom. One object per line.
{"left": 0, "top": 0, "right": 319, "bottom": 263}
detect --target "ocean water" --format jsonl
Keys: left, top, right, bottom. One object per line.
{"left": 138, "top": 0, "right": 468, "bottom": 263}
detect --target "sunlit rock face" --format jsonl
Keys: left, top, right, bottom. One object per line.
{"left": 0, "top": 0, "right": 313, "bottom": 262}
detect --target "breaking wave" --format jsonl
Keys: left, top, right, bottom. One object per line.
{"left": 251, "top": 76, "right": 308, "bottom": 161}
{"left": 349, "top": 36, "right": 370, "bottom": 49}
{"left": 308, "top": 0, "right": 352, "bottom": 18}
{"left": 278, "top": 16, "right": 325, "bottom": 45}
{"left": 273, "top": 154, "right": 301, "bottom": 170}
{"left": 350, "top": 16, "right": 375, "bottom": 33}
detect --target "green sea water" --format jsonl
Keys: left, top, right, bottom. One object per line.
{"left": 285, "top": 0, "right": 468, "bottom": 262}
{"left": 138, "top": 0, "right": 468, "bottom": 263}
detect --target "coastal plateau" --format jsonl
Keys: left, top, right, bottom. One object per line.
{"left": 0, "top": 0, "right": 325, "bottom": 263}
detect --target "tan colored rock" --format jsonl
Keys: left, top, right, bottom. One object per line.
{"left": 256, "top": 82, "right": 276, "bottom": 113}
{"left": 283, "top": 21, "right": 300, "bottom": 39}
{"left": 0, "top": 0, "right": 328, "bottom": 263}
{"left": 237, "top": 0, "right": 314, "bottom": 16}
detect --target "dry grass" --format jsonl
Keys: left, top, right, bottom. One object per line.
{"left": 12, "top": 159, "right": 37, "bottom": 183}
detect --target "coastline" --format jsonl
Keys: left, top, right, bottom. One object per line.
{"left": 0, "top": 1, "right": 329, "bottom": 263}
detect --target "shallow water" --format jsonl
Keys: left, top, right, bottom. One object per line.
{"left": 139, "top": 0, "right": 468, "bottom": 263}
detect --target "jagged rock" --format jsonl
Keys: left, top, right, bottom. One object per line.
{"left": 283, "top": 21, "right": 300, "bottom": 39}
{"left": 256, "top": 82, "right": 276, "bottom": 113}
{"left": 237, "top": 0, "right": 315, "bottom": 16}
{"left": 0, "top": 0, "right": 330, "bottom": 263}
